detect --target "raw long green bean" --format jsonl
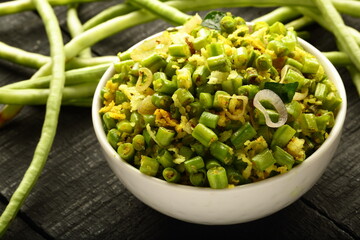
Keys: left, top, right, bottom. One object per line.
{"left": 128, "top": 0, "right": 190, "bottom": 25}
{"left": 59, "top": 10, "right": 155, "bottom": 63}
{"left": 65, "top": 56, "right": 117, "bottom": 69}
{"left": 0, "top": 41, "right": 116, "bottom": 70}
{"left": 83, "top": 2, "right": 138, "bottom": 30}
{"left": 0, "top": 0, "right": 66, "bottom": 235}
{"left": 2, "top": 63, "right": 109, "bottom": 89}
{"left": 1, "top": 8, "right": 152, "bottom": 125}
{"left": 29, "top": 0, "right": 360, "bottom": 72}
{"left": 313, "top": 0, "right": 360, "bottom": 72}
{"left": 0, "top": 41, "right": 48, "bottom": 69}
{"left": 0, "top": 52, "right": 50, "bottom": 126}
{"left": 251, "top": 7, "right": 301, "bottom": 25}
{"left": 66, "top": 4, "right": 92, "bottom": 58}
{"left": 348, "top": 66, "right": 360, "bottom": 95}
{"left": 322, "top": 51, "right": 352, "bottom": 67}
{"left": 295, "top": 7, "right": 360, "bottom": 46}
{"left": 83, "top": 0, "right": 174, "bottom": 30}
{"left": 336, "top": 39, "right": 360, "bottom": 95}
{"left": 167, "top": 0, "right": 360, "bottom": 17}
{"left": 31, "top": 8, "right": 157, "bottom": 79}
{"left": 0, "top": 0, "right": 103, "bottom": 16}
{"left": 0, "top": 82, "right": 96, "bottom": 105}
{"left": 285, "top": 15, "right": 314, "bottom": 31}
{"left": 2, "top": 0, "right": 360, "bottom": 18}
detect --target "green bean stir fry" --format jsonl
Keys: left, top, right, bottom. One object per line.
{"left": 99, "top": 12, "right": 341, "bottom": 189}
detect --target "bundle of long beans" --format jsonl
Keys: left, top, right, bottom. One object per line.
{"left": 0, "top": 0, "right": 359, "bottom": 236}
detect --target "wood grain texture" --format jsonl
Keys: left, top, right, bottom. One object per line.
{"left": 0, "top": 201, "right": 46, "bottom": 240}
{"left": 0, "top": 1, "right": 359, "bottom": 239}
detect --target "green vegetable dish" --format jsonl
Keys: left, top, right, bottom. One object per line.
{"left": 99, "top": 12, "right": 342, "bottom": 189}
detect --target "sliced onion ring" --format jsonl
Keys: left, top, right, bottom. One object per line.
{"left": 293, "top": 87, "right": 309, "bottom": 101}
{"left": 280, "top": 64, "right": 303, "bottom": 83}
{"left": 136, "top": 67, "right": 153, "bottom": 92}
{"left": 253, "top": 89, "right": 288, "bottom": 128}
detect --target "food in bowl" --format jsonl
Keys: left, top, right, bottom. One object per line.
{"left": 97, "top": 12, "right": 342, "bottom": 189}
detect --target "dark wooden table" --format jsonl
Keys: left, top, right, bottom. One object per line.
{"left": 1, "top": 2, "right": 359, "bottom": 239}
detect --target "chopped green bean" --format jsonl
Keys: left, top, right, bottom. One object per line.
{"left": 267, "top": 40, "right": 289, "bottom": 57}
{"left": 192, "top": 123, "right": 218, "bottom": 147}
{"left": 172, "top": 88, "right": 194, "bottom": 106}
{"left": 192, "top": 65, "right": 211, "bottom": 86}
{"left": 141, "top": 53, "right": 167, "bottom": 72}
{"left": 156, "top": 127, "right": 175, "bottom": 147}
{"left": 199, "top": 111, "right": 219, "bottom": 129}
{"left": 286, "top": 100, "right": 302, "bottom": 120}
{"left": 210, "top": 141, "right": 234, "bottom": 165}
{"left": 179, "top": 146, "right": 194, "bottom": 160}
{"left": 189, "top": 169, "right": 207, "bottom": 186}
{"left": 132, "top": 134, "right": 145, "bottom": 151}
{"left": 230, "top": 122, "right": 257, "bottom": 149}
{"left": 256, "top": 109, "right": 279, "bottom": 125}
{"left": 285, "top": 58, "right": 303, "bottom": 71}
{"left": 142, "top": 114, "right": 156, "bottom": 127}
{"left": 271, "top": 124, "right": 296, "bottom": 148}
{"left": 302, "top": 56, "right": 319, "bottom": 74}
{"left": 207, "top": 55, "right": 231, "bottom": 72}
{"left": 163, "top": 167, "right": 181, "bottom": 183}
{"left": 184, "top": 156, "right": 205, "bottom": 174}
{"left": 199, "top": 92, "right": 214, "bottom": 109}
{"left": 300, "top": 113, "right": 318, "bottom": 134}
{"left": 316, "top": 112, "right": 334, "bottom": 130}
{"left": 176, "top": 62, "right": 195, "bottom": 89}
{"left": 153, "top": 78, "right": 177, "bottom": 95}
{"left": 322, "top": 92, "right": 342, "bottom": 111}
{"left": 117, "top": 142, "right": 135, "bottom": 161}
{"left": 207, "top": 166, "right": 228, "bottom": 189}
{"left": 188, "top": 102, "right": 204, "bottom": 119}
{"left": 205, "top": 159, "right": 222, "bottom": 170}
{"left": 252, "top": 149, "right": 276, "bottom": 171}
{"left": 117, "top": 120, "right": 134, "bottom": 133}
{"left": 213, "top": 90, "right": 230, "bottom": 109}
{"left": 107, "top": 129, "right": 121, "bottom": 149}
{"left": 255, "top": 54, "right": 272, "bottom": 71}
{"left": 140, "top": 156, "right": 159, "bottom": 176}
{"left": 226, "top": 166, "right": 246, "bottom": 185}
{"left": 314, "top": 83, "right": 329, "bottom": 101}
{"left": 273, "top": 146, "right": 295, "bottom": 170}
{"left": 220, "top": 15, "right": 236, "bottom": 33}
{"left": 152, "top": 93, "right": 173, "bottom": 110}
{"left": 169, "top": 43, "right": 191, "bottom": 57}
{"left": 206, "top": 42, "right": 225, "bottom": 56}
{"left": 157, "top": 149, "right": 175, "bottom": 168}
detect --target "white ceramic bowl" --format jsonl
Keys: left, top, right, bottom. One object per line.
{"left": 92, "top": 31, "right": 347, "bottom": 225}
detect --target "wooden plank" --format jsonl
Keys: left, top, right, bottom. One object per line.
{"left": 156, "top": 200, "right": 354, "bottom": 240}
{"left": 0, "top": 11, "right": 46, "bottom": 84}
{"left": 302, "top": 69, "right": 360, "bottom": 239}
{"left": 0, "top": 2, "right": 359, "bottom": 239}
{"left": 0, "top": 201, "right": 45, "bottom": 240}
{"left": 298, "top": 15, "right": 360, "bottom": 238}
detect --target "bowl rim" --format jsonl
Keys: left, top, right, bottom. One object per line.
{"left": 91, "top": 27, "right": 347, "bottom": 193}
